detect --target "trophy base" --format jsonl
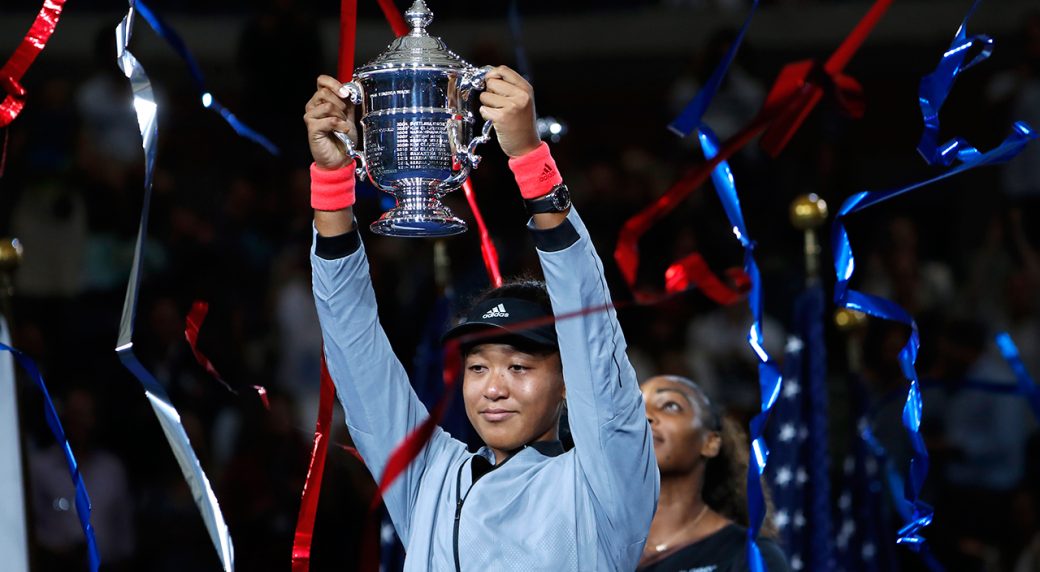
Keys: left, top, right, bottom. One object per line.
{"left": 369, "top": 184, "right": 468, "bottom": 237}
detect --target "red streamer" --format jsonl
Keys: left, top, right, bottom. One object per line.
{"left": 665, "top": 254, "right": 750, "bottom": 305}
{"left": 462, "top": 178, "right": 503, "bottom": 287}
{"left": 184, "top": 301, "right": 226, "bottom": 384}
{"left": 291, "top": 354, "right": 336, "bottom": 572}
{"left": 292, "top": 1, "right": 404, "bottom": 569}
{"left": 253, "top": 385, "right": 270, "bottom": 410}
{"left": 337, "top": 0, "right": 357, "bottom": 82}
{"left": 0, "top": 0, "right": 67, "bottom": 128}
{"left": 184, "top": 300, "right": 271, "bottom": 409}
{"left": 614, "top": 0, "right": 889, "bottom": 300}
{"left": 376, "top": 0, "right": 411, "bottom": 37}
{"left": 0, "top": 128, "right": 9, "bottom": 178}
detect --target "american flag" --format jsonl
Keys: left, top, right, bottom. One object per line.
{"left": 765, "top": 285, "right": 835, "bottom": 571}
{"left": 832, "top": 379, "right": 902, "bottom": 572}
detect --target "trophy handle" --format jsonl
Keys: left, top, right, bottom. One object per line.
{"left": 463, "top": 118, "right": 495, "bottom": 170}
{"left": 333, "top": 81, "right": 373, "bottom": 182}
{"left": 441, "top": 67, "right": 496, "bottom": 190}
{"left": 459, "top": 66, "right": 496, "bottom": 169}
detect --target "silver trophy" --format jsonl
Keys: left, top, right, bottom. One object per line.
{"left": 335, "top": 0, "right": 493, "bottom": 237}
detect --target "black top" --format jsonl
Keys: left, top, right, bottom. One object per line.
{"left": 637, "top": 524, "right": 791, "bottom": 572}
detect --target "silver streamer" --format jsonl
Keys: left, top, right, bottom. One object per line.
{"left": 114, "top": 5, "right": 235, "bottom": 571}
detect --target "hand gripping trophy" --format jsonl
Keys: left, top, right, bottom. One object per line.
{"left": 335, "top": 0, "right": 493, "bottom": 237}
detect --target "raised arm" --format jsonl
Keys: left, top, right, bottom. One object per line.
{"left": 480, "top": 67, "right": 659, "bottom": 560}
{"left": 305, "top": 75, "right": 461, "bottom": 544}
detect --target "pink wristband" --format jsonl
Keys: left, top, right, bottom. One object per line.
{"left": 508, "top": 142, "right": 563, "bottom": 199}
{"left": 310, "top": 162, "right": 357, "bottom": 211}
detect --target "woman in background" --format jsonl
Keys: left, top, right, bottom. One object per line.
{"left": 638, "top": 375, "right": 789, "bottom": 571}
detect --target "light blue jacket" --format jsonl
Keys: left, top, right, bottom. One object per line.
{"left": 311, "top": 208, "right": 659, "bottom": 571}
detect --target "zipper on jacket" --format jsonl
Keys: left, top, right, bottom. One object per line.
{"left": 453, "top": 461, "right": 469, "bottom": 572}
{"left": 453, "top": 497, "right": 464, "bottom": 572}
{"left": 452, "top": 451, "right": 520, "bottom": 571}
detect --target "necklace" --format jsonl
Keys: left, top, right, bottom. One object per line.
{"left": 652, "top": 505, "right": 710, "bottom": 553}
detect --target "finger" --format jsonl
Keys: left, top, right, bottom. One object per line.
{"left": 479, "top": 91, "right": 512, "bottom": 109}
{"left": 484, "top": 77, "right": 528, "bottom": 98}
{"left": 305, "top": 91, "right": 326, "bottom": 112}
{"left": 489, "top": 65, "right": 528, "bottom": 89}
{"left": 305, "top": 101, "right": 348, "bottom": 122}
{"left": 308, "top": 116, "right": 354, "bottom": 139}
{"left": 305, "top": 88, "right": 347, "bottom": 113}
{"left": 318, "top": 88, "right": 347, "bottom": 110}
{"left": 316, "top": 74, "right": 344, "bottom": 93}
{"left": 479, "top": 106, "right": 504, "bottom": 123}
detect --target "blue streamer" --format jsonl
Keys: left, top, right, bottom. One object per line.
{"left": 859, "top": 422, "right": 946, "bottom": 571}
{"left": 832, "top": 123, "right": 1036, "bottom": 550}
{"left": 917, "top": 0, "right": 995, "bottom": 166}
{"left": 994, "top": 333, "right": 1040, "bottom": 420}
{"left": 0, "top": 342, "right": 100, "bottom": 572}
{"left": 833, "top": 1, "right": 1037, "bottom": 545}
{"left": 697, "top": 126, "right": 780, "bottom": 572}
{"left": 834, "top": 198, "right": 929, "bottom": 549}
{"left": 135, "top": 1, "right": 279, "bottom": 156}
{"left": 668, "top": 0, "right": 761, "bottom": 137}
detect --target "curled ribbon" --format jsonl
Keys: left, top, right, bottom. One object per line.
{"left": 994, "top": 333, "right": 1040, "bottom": 421}
{"left": 134, "top": 1, "right": 279, "bottom": 156}
{"left": 0, "top": 0, "right": 67, "bottom": 128}
{"left": 0, "top": 339, "right": 100, "bottom": 572}
{"left": 113, "top": 4, "right": 234, "bottom": 570}
{"left": 833, "top": 196, "right": 931, "bottom": 550}
{"left": 616, "top": 0, "right": 887, "bottom": 302}
{"left": 832, "top": 122, "right": 1037, "bottom": 548}
{"left": 658, "top": 4, "right": 891, "bottom": 567}
{"left": 833, "top": 1, "right": 1037, "bottom": 546}
{"left": 917, "top": 0, "right": 995, "bottom": 167}
{"left": 696, "top": 127, "right": 782, "bottom": 570}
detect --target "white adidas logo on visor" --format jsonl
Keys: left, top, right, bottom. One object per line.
{"left": 481, "top": 303, "right": 509, "bottom": 319}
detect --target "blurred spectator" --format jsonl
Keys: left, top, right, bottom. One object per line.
{"left": 75, "top": 29, "right": 143, "bottom": 178}
{"left": 30, "top": 389, "right": 135, "bottom": 571}
{"left": 862, "top": 215, "right": 955, "bottom": 316}
{"left": 987, "top": 12, "right": 1040, "bottom": 207}
{"left": 924, "top": 319, "right": 1038, "bottom": 571}
{"left": 10, "top": 175, "right": 87, "bottom": 299}
{"left": 237, "top": 0, "right": 325, "bottom": 162}
{"left": 685, "top": 303, "right": 785, "bottom": 416}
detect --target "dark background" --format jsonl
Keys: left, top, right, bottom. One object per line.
{"left": 1, "top": 0, "right": 1039, "bottom": 570}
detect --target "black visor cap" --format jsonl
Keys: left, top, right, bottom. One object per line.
{"left": 442, "top": 297, "right": 558, "bottom": 351}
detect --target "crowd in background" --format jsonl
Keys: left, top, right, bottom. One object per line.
{"left": 2, "top": 0, "right": 1040, "bottom": 570}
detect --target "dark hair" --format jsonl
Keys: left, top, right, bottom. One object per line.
{"left": 657, "top": 377, "right": 778, "bottom": 538}
{"left": 465, "top": 277, "right": 553, "bottom": 315}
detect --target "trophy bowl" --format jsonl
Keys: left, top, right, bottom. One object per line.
{"left": 336, "top": 0, "right": 493, "bottom": 237}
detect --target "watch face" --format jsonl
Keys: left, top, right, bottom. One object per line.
{"left": 552, "top": 186, "right": 571, "bottom": 211}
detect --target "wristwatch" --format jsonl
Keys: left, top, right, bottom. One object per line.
{"left": 525, "top": 184, "right": 571, "bottom": 215}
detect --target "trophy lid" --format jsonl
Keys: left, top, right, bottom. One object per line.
{"left": 357, "top": 0, "right": 471, "bottom": 73}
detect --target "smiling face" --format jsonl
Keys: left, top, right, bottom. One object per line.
{"left": 462, "top": 342, "right": 566, "bottom": 463}
{"left": 641, "top": 376, "right": 721, "bottom": 476}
